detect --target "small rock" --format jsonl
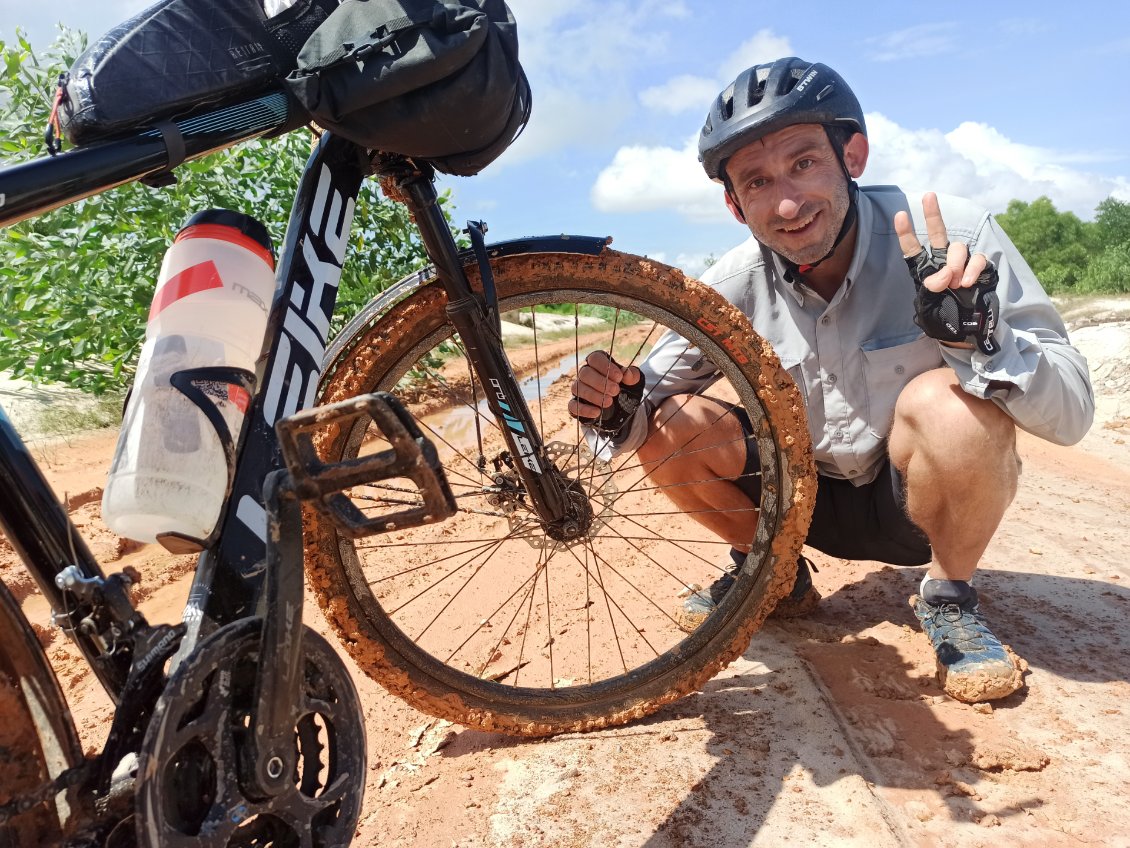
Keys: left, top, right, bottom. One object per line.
{"left": 972, "top": 702, "right": 993, "bottom": 715}
{"left": 906, "top": 801, "right": 933, "bottom": 822}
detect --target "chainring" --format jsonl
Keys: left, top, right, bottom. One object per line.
{"left": 134, "top": 618, "right": 365, "bottom": 847}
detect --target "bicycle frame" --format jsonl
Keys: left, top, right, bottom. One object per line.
{"left": 0, "top": 87, "right": 605, "bottom": 699}
{"left": 0, "top": 90, "right": 370, "bottom": 690}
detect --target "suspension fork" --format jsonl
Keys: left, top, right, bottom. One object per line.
{"left": 394, "top": 169, "right": 580, "bottom": 533}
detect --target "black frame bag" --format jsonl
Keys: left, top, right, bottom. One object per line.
{"left": 283, "top": 0, "right": 531, "bottom": 175}
{"left": 56, "top": 0, "right": 335, "bottom": 147}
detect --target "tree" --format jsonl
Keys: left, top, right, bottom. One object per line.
{"left": 995, "top": 196, "right": 1091, "bottom": 293}
{"left": 0, "top": 29, "right": 451, "bottom": 393}
{"left": 1078, "top": 197, "right": 1130, "bottom": 292}
{"left": 1093, "top": 197, "right": 1130, "bottom": 250}
{"left": 1077, "top": 243, "right": 1130, "bottom": 294}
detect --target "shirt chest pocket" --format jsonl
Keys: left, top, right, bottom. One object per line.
{"left": 861, "top": 335, "right": 944, "bottom": 440}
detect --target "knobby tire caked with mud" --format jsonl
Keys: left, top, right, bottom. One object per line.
{"left": 0, "top": 579, "right": 84, "bottom": 846}
{"left": 305, "top": 249, "right": 815, "bottom": 736}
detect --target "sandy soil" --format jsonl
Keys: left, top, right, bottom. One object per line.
{"left": 2, "top": 313, "right": 1129, "bottom": 847}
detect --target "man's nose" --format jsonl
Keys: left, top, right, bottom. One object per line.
{"left": 777, "top": 197, "right": 802, "bottom": 219}
{"left": 774, "top": 178, "right": 802, "bottom": 218}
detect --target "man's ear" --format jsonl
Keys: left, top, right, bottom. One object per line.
{"left": 843, "top": 132, "right": 869, "bottom": 179}
{"left": 724, "top": 188, "right": 747, "bottom": 224}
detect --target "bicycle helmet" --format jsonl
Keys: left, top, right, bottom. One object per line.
{"left": 699, "top": 58, "right": 865, "bottom": 183}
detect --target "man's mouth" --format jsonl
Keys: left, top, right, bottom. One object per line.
{"left": 779, "top": 211, "right": 818, "bottom": 234}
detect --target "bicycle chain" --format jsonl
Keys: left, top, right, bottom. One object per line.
{"left": 0, "top": 759, "right": 93, "bottom": 827}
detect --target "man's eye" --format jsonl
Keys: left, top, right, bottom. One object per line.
{"left": 748, "top": 177, "right": 768, "bottom": 189}
{"left": 796, "top": 158, "right": 814, "bottom": 171}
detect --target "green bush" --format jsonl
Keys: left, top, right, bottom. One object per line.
{"left": 1078, "top": 243, "right": 1130, "bottom": 294}
{"left": 996, "top": 195, "right": 1130, "bottom": 295}
{"left": 0, "top": 29, "right": 453, "bottom": 393}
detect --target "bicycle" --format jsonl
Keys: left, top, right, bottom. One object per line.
{"left": 0, "top": 44, "right": 813, "bottom": 848}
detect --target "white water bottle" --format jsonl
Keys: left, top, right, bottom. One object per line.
{"left": 101, "top": 210, "right": 276, "bottom": 553}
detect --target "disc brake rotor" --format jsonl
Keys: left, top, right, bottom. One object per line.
{"left": 504, "top": 440, "right": 617, "bottom": 549}
{"left": 135, "top": 618, "right": 365, "bottom": 848}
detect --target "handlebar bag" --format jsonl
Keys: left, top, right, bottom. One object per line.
{"left": 283, "top": 0, "right": 531, "bottom": 176}
{"left": 57, "top": 0, "right": 332, "bottom": 146}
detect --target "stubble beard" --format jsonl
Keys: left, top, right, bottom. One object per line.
{"left": 756, "top": 181, "right": 850, "bottom": 266}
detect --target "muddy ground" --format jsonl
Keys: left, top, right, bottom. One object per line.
{"left": 2, "top": 302, "right": 1129, "bottom": 847}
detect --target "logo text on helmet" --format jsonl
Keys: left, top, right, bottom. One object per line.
{"left": 795, "top": 70, "right": 819, "bottom": 93}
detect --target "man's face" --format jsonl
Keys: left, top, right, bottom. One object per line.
{"left": 724, "top": 123, "right": 854, "bottom": 266}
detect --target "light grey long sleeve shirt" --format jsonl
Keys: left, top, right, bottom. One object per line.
{"left": 615, "top": 185, "right": 1094, "bottom": 485}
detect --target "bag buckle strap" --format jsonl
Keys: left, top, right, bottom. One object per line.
{"left": 338, "top": 2, "right": 448, "bottom": 62}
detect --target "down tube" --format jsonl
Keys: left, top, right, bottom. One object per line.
{"left": 180, "top": 134, "right": 370, "bottom": 644}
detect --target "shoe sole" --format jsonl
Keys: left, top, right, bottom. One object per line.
{"left": 909, "top": 594, "right": 1029, "bottom": 703}
{"left": 769, "top": 587, "right": 821, "bottom": 620}
{"left": 674, "top": 588, "right": 821, "bottom": 634}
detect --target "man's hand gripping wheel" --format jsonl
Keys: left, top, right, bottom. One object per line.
{"left": 569, "top": 352, "right": 646, "bottom": 437}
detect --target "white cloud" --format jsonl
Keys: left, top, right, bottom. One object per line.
{"left": 639, "top": 75, "right": 719, "bottom": 115}
{"left": 504, "top": 88, "right": 631, "bottom": 164}
{"left": 865, "top": 113, "right": 1130, "bottom": 217}
{"left": 639, "top": 29, "right": 796, "bottom": 118}
{"left": 866, "top": 23, "right": 959, "bottom": 62}
{"left": 644, "top": 251, "right": 716, "bottom": 278}
{"left": 503, "top": 0, "right": 688, "bottom": 157}
{"left": 590, "top": 136, "right": 727, "bottom": 221}
{"left": 717, "top": 30, "right": 795, "bottom": 84}
{"left": 510, "top": 1, "right": 676, "bottom": 82}
{"left": 591, "top": 112, "right": 1130, "bottom": 223}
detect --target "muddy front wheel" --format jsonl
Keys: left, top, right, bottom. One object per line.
{"left": 307, "top": 248, "right": 814, "bottom": 735}
{"left": 0, "top": 579, "right": 84, "bottom": 845}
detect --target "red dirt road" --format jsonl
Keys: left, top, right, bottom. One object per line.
{"left": 2, "top": 321, "right": 1129, "bottom": 847}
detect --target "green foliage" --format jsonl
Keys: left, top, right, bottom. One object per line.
{"left": 0, "top": 29, "right": 453, "bottom": 393}
{"left": 995, "top": 197, "right": 1091, "bottom": 291}
{"left": 1078, "top": 243, "right": 1130, "bottom": 294}
{"left": 996, "top": 195, "right": 1130, "bottom": 295}
{"left": 1093, "top": 196, "right": 1130, "bottom": 246}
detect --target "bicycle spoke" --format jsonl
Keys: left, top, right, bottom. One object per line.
{"left": 563, "top": 542, "right": 666, "bottom": 655}
{"left": 387, "top": 534, "right": 510, "bottom": 619}
{"left": 513, "top": 551, "right": 546, "bottom": 687}
{"left": 310, "top": 257, "right": 810, "bottom": 735}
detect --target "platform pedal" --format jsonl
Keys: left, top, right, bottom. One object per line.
{"left": 275, "top": 392, "right": 456, "bottom": 538}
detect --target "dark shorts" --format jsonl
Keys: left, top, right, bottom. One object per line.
{"left": 733, "top": 409, "right": 931, "bottom": 567}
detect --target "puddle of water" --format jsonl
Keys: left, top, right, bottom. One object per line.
{"left": 419, "top": 349, "right": 591, "bottom": 445}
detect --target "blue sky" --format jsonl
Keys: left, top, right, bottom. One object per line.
{"left": 4, "top": 0, "right": 1130, "bottom": 276}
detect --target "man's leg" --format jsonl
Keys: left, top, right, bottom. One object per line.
{"left": 635, "top": 394, "right": 818, "bottom": 626}
{"left": 635, "top": 394, "right": 755, "bottom": 551}
{"left": 888, "top": 368, "right": 1019, "bottom": 581}
{"left": 888, "top": 368, "right": 1025, "bottom": 701}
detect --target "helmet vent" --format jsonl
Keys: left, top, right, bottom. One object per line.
{"left": 784, "top": 67, "right": 806, "bottom": 94}
{"left": 816, "top": 83, "right": 836, "bottom": 102}
{"left": 749, "top": 67, "right": 770, "bottom": 106}
{"left": 720, "top": 82, "right": 736, "bottom": 120}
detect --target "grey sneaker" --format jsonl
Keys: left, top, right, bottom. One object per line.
{"left": 676, "top": 552, "right": 820, "bottom": 632}
{"left": 911, "top": 578, "right": 1025, "bottom": 703}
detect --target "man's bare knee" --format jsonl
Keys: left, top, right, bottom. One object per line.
{"left": 891, "top": 369, "right": 1015, "bottom": 470}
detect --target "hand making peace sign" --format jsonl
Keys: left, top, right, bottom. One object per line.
{"left": 892, "top": 192, "right": 1001, "bottom": 355}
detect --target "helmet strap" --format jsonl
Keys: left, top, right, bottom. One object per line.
{"left": 783, "top": 181, "right": 858, "bottom": 280}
